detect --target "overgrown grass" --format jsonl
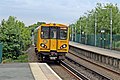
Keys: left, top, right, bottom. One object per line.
{"left": 2, "top": 53, "right": 28, "bottom": 63}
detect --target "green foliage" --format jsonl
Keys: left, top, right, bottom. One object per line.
{"left": 29, "top": 22, "right": 46, "bottom": 32}
{"left": 2, "top": 58, "right": 12, "bottom": 63}
{"left": 69, "top": 3, "right": 120, "bottom": 34}
{"left": 2, "top": 53, "right": 28, "bottom": 63}
{"left": 15, "top": 53, "right": 28, "bottom": 62}
{"left": 0, "top": 16, "right": 31, "bottom": 60}
{"left": 115, "top": 41, "right": 120, "bottom": 48}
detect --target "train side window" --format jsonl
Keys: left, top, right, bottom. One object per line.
{"left": 41, "top": 27, "right": 49, "bottom": 39}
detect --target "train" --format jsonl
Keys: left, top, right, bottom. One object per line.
{"left": 34, "top": 23, "right": 69, "bottom": 61}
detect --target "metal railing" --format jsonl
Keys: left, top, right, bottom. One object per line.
{"left": 70, "top": 34, "right": 120, "bottom": 50}
{"left": 0, "top": 43, "right": 2, "bottom": 63}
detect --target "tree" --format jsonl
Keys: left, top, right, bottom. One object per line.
{"left": 0, "top": 16, "right": 31, "bottom": 59}
{"left": 70, "top": 3, "right": 120, "bottom": 35}
{"left": 29, "top": 22, "right": 46, "bottom": 32}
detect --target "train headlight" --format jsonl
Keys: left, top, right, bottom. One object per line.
{"left": 41, "top": 43, "right": 45, "bottom": 47}
{"left": 60, "top": 44, "right": 67, "bottom": 49}
{"left": 63, "top": 44, "right": 67, "bottom": 48}
{"left": 40, "top": 43, "right": 47, "bottom": 48}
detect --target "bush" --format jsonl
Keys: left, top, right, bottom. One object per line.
{"left": 115, "top": 41, "right": 120, "bottom": 48}
{"left": 2, "top": 53, "right": 28, "bottom": 63}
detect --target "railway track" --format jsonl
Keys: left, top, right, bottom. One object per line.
{"left": 27, "top": 46, "right": 118, "bottom": 80}
{"left": 65, "top": 55, "right": 111, "bottom": 80}
{"left": 27, "top": 45, "right": 87, "bottom": 79}
{"left": 60, "top": 60, "right": 89, "bottom": 80}
{"left": 67, "top": 51, "right": 120, "bottom": 80}
{"left": 48, "top": 61, "right": 81, "bottom": 80}
{"left": 27, "top": 46, "right": 81, "bottom": 80}
{"left": 47, "top": 59, "right": 90, "bottom": 80}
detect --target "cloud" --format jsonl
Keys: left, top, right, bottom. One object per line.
{"left": 0, "top": 0, "right": 120, "bottom": 26}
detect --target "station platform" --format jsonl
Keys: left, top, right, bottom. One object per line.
{"left": 0, "top": 63, "right": 62, "bottom": 80}
{"left": 69, "top": 41, "right": 120, "bottom": 59}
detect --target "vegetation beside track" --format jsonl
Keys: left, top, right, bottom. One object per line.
{"left": 0, "top": 16, "right": 46, "bottom": 63}
{"left": 2, "top": 53, "right": 28, "bottom": 63}
{"left": 0, "top": 16, "right": 31, "bottom": 62}
{"left": 69, "top": 3, "right": 120, "bottom": 49}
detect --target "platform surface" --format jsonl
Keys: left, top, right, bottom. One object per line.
{"left": 0, "top": 63, "right": 62, "bottom": 80}
{"left": 29, "top": 63, "right": 62, "bottom": 80}
{"left": 0, "top": 63, "right": 34, "bottom": 80}
{"left": 69, "top": 41, "right": 120, "bottom": 59}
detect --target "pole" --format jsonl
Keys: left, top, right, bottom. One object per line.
{"left": 70, "top": 26, "right": 72, "bottom": 41}
{"left": 95, "top": 12, "right": 97, "bottom": 46}
{"left": 110, "top": 8, "right": 112, "bottom": 49}
{"left": 79, "top": 18, "right": 82, "bottom": 43}
{"left": 72, "top": 25, "right": 74, "bottom": 41}
{"left": 0, "top": 43, "right": 2, "bottom": 63}
{"left": 75, "top": 26, "right": 76, "bottom": 42}
{"left": 80, "top": 25, "right": 81, "bottom": 43}
{"left": 32, "top": 32, "right": 34, "bottom": 45}
{"left": 85, "top": 17, "right": 88, "bottom": 45}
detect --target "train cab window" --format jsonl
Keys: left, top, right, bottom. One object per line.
{"left": 50, "top": 27, "right": 57, "bottom": 39}
{"left": 41, "top": 27, "right": 49, "bottom": 39}
{"left": 59, "top": 27, "right": 67, "bottom": 40}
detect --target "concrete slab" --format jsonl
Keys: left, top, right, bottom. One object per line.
{"left": 69, "top": 41, "right": 120, "bottom": 59}
{"left": 0, "top": 63, "right": 62, "bottom": 80}
{"left": 0, "top": 63, "right": 34, "bottom": 80}
{"left": 29, "top": 63, "right": 62, "bottom": 80}
{"left": 29, "top": 63, "right": 48, "bottom": 80}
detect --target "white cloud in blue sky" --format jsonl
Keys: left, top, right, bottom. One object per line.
{"left": 0, "top": 0, "right": 120, "bottom": 26}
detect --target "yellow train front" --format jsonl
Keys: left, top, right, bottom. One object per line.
{"left": 34, "top": 23, "right": 69, "bottom": 61}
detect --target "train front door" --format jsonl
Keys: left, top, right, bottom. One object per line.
{"left": 50, "top": 27, "right": 57, "bottom": 50}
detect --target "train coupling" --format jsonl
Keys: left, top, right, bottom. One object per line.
{"left": 50, "top": 52, "right": 57, "bottom": 60}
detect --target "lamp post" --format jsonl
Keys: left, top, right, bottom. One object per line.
{"left": 95, "top": 11, "right": 97, "bottom": 46}
{"left": 72, "top": 25, "right": 74, "bottom": 41}
{"left": 75, "top": 26, "right": 76, "bottom": 42}
{"left": 32, "top": 32, "right": 34, "bottom": 45}
{"left": 80, "top": 25, "right": 82, "bottom": 43}
{"left": 70, "top": 25, "right": 72, "bottom": 41}
{"left": 110, "top": 8, "right": 112, "bottom": 50}
{"left": 101, "top": 29, "right": 105, "bottom": 48}
{"left": 85, "top": 16, "right": 88, "bottom": 45}
{"left": 79, "top": 18, "right": 82, "bottom": 43}
{"left": 102, "top": 8, "right": 112, "bottom": 49}
{"left": 82, "top": 31, "right": 85, "bottom": 44}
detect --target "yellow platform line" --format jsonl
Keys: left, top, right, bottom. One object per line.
{"left": 29, "top": 63, "right": 48, "bottom": 80}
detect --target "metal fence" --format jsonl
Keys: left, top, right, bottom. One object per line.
{"left": 0, "top": 43, "right": 2, "bottom": 63}
{"left": 70, "top": 34, "right": 120, "bottom": 50}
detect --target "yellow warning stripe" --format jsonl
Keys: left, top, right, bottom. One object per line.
{"left": 29, "top": 63, "right": 48, "bottom": 80}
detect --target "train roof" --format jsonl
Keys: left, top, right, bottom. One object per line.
{"left": 34, "top": 23, "right": 68, "bottom": 31}
{"left": 41, "top": 23, "right": 68, "bottom": 27}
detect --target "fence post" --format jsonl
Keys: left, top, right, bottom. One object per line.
{"left": 0, "top": 43, "right": 2, "bottom": 63}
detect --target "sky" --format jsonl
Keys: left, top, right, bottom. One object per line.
{"left": 0, "top": 0, "right": 120, "bottom": 26}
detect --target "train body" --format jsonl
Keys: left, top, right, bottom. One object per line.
{"left": 34, "top": 23, "right": 69, "bottom": 61}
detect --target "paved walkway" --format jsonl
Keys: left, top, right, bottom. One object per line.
{"left": 69, "top": 41, "right": 120, "bottom": 59}
{"left": 0, "top": 63, "right": 34, "bottom": 80}
{"left": 0, "top": 63, "right": 62, "bottom": 80}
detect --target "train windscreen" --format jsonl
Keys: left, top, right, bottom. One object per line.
{"left": 59, "top": 27, "right": 67, "bottom": 40}
{"left": 41, "top": 26, "right": 67, "bottom": 39}
{"left": 41, "top": 27, "right": 49, "bottom": 39}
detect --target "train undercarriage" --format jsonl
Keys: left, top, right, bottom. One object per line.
{"left": 36, "top": 51, "right": 66, "bottom": 62}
